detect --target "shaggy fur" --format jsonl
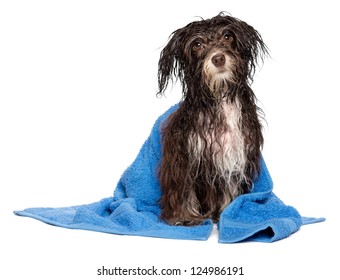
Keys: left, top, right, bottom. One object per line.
{"left": 157, "top": 12, "right": 268, "bottom": 225}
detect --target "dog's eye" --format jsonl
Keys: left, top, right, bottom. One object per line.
{"left": 223, "top": 33, "right": 231, "bottom": 40}
{"left": 192, "top": 41, "right": 204, "bottom": 51}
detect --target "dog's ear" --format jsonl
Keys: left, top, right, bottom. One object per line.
{"left": 157, "top": 29, "right": 185, "bottom": 96}
{"left": 231, "top": 20, "right": 269, "bottom": 81}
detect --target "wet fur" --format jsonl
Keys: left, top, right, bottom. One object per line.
{"left": 157, "top": 13, "right": 268, "bottom": 225}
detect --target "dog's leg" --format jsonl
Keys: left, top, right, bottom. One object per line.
{"left": 160, "top": 176, "right": 207, "bottom": 226}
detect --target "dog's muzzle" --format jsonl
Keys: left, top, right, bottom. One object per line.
{"left": 203, "top": 51, "right": 235, "bottom": 93}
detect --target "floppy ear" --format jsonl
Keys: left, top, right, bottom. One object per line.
{"left": 231, "top": 20, "right": 269, "bottom": 81}
{"left": 157, "top": 29, "right": 185, "bottom": 96}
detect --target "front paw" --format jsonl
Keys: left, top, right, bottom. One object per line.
{"left": 161, "top": 214, "right": 207, "bottom": 226}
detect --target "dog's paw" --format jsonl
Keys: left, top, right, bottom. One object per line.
{"left": 163, "top": 216, "right": 207, "bottom": 227}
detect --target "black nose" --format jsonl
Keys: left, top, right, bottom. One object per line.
{"left": 211, "top": 53, "right": 226, "bottom": 67}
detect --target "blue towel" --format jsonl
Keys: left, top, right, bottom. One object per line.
{"left": 14, "top": 104, "right": 325, "bottom": 242}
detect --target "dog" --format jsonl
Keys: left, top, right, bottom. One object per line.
{"left": 157, "top": 12, "right": 268, "bottom": 226}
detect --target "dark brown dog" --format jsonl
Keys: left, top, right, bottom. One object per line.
{"left": 157, "top": 13, "right": 268, "bottom": 225}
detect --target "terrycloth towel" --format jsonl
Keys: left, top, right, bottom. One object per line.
{"left": 14, "top": 104, "right": 325, "bottom": 242}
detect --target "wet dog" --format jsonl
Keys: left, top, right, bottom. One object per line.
{"left": 157, "top": 12, "right": 268, "bottom": 225}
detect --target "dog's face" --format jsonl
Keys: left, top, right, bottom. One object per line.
{"left": 187, "top": 25, "right": 237, "bottom": 94}
{"left": 158, "top": 13, "right": 268, "bottom": 98}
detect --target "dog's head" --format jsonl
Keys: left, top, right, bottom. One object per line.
{"left": 158, "top": 13, "right": 268, "bottom": 99}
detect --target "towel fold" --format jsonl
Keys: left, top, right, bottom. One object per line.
{"left": 14, "top": 103, "right": 325, "bottom": 242}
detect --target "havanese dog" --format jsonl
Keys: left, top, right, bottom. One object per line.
{"left": 157, "top": 12, "right": 269, "bottom": 226}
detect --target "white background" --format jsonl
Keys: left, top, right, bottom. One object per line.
{"left": 1, "top": 0, "right": 339, "bottom": 279}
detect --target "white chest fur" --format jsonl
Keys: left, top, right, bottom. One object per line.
{"left": 220, "top": 100, "right": 246, "bottom": 178}
{"left": 188, "top": 99, "right": 246, "bottom": 190}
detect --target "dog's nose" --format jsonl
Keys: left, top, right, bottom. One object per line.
{"left": 211, "top": 54, "right": 226, "bottom": 67}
